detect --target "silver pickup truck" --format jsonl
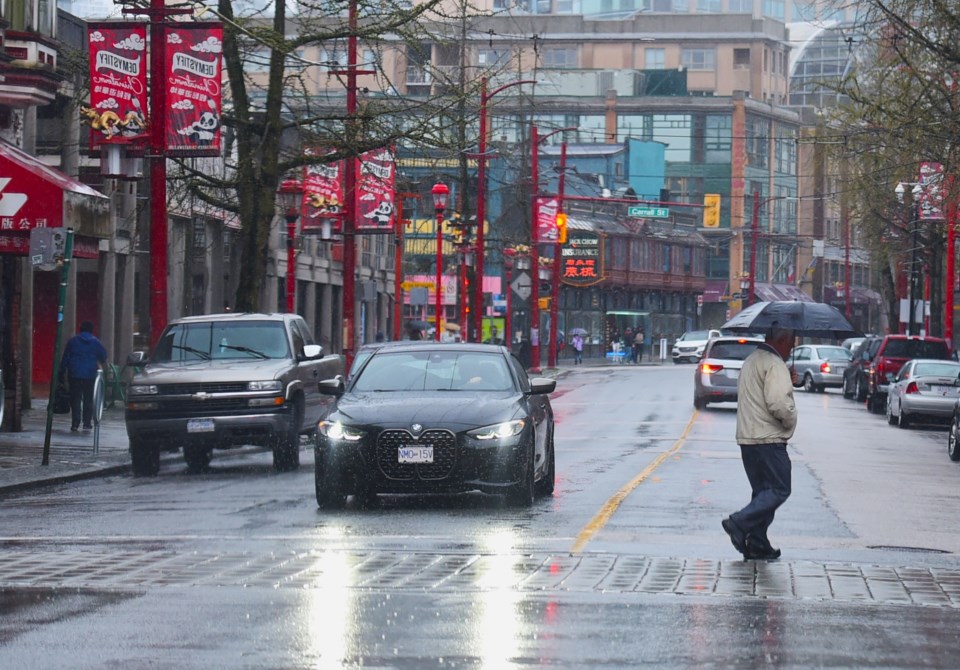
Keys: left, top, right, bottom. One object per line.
{"left": 124, "top": 313, "right": 344, "bottom": 476}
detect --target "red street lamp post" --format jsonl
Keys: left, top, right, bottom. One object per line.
{"left": 432, "top": 182, "right": 449, "bottom": 342}
{"left": 947, "top": 180, "right": 957, "bottom": 348}
{"left": 278, "top": 179, "right": 303, "bottom": 313}
{"left": 540, "top": 128, "right": 575, "bottom": 369}
{"left": 474, "top": 77, "right": 537, "bottom": 342}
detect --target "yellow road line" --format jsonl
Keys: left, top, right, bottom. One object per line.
{"left": 570, "top": 411, "right": 699, "bottom": 554}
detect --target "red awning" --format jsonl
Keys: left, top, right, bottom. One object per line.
{"left": 0, "top": 141, "right": 110, "bottom": 248}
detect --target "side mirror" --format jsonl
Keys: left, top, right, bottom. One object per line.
{"left": 126, "top": 351, "right": 147, "bottom": 367}
{"left": 302, "top": 344, "right": 323, "bottom": 360}
{"left": 318, "top": 377, "right": 344, "bottom": 396}
{"left": 527, "top": 377, "right": 557, "bottom": 395}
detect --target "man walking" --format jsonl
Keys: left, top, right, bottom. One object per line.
{"left": 722, "top": 324, "right": 797, "bottom": 560}
{"left": 59, "top": 320, "right": 108, "bottom": 432}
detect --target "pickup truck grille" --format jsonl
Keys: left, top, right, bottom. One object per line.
{"left": 154, "top": 398, "right": 255, "bottom": 414}
{"left": 376, "top": 429, "right": 457, "bottom": 480}
{"left": 159, "top": 382, "right": 249, "bottom": 395}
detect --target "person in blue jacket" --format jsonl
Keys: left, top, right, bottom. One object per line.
{"left": 58, "top": 320, "right": 108, "bottom": 432}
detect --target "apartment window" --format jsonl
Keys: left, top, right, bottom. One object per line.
{"left": 645, "top": 48, "right": 665, "bottom": 69}
{"left": 246, "top": 48, "right": 270, "bottom": 73}
{"left": 672, "top": 0, "right": 688, "bottom": 10}
{"left": 762, "top": 0, "right": 784, "bottom": 19}
{"left": 321, "top": 46, "right": 348, "bottom": 67}
{"left": 652, "top": 114, "right": 692, "bottom": 162}
{"left": 192, "top": 220, "right": 206, "bottom": 254}
{"left": 555, "top": 0, "right": 580, "bottom": 13}
{"left": 728, "top": 0, "right": 752, "bottom": 11}
{"left": 746, "top": 117, "right": 769, "bottom": 169}
{"left": 542, "top": 48, "right": 578, "bottom": 69}
{"left": 697, "top": 0, "right": 721, "bottom": 11}
{"left": 681, "top": 48, "right": 715, "bottom": 71}
{"left": 704, "top": 114, "right": 732, "bottom": 163}
{"left": 733, "top": 48, "right": 750, "bottom": 69}
{"left": 477, "top": 49, "right": 509, "bottom": 67}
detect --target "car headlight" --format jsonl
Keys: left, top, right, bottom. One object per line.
{"left": 317, "top": 420, "right": 364, "bottom": 442}
{"left": 468, "top": 419, "right": 525, "bottom": 440}
{"left": 248, "top": 380, "right": 282, "bottom": 391}
{"left": 128, "top": 384, "right": 158, "bottom": 396}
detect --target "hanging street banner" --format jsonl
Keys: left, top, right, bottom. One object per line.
{"left": 561, "top": 230, "right": 603, "bottom": 286}
{"left": 918, "top": 161, "right": 945, "bottom": 221}
{"left": 165, "top": 23, "right": 223, "bottom": 157}
{"left": 302, "top": 148, "right": 344, "bottom": 235}
{"left": 356, "top": 147, "right": 396, "bottom": 231}
{"left": 85, "top": 23, "right": 148, "bottom": 149}
{"left": 535, "top": 197, "right": 559, "bottom": 242}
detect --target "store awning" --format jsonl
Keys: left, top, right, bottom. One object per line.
{"left": 753, "top": 282, "right": 815, "bottom": 303}
{"left": 823, "top": 286, "right": 883, "bottom": 305}
{"left": 0, "top": 141, "right": 110, "bottom": 250}
{"left": 703, "top": 280, "right": 728, "bottom": 303}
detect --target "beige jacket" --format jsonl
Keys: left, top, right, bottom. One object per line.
{"left": 735, "top": 344, "right": 797, "bottom": 445}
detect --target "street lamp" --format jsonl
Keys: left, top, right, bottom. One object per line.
{"left": 474, "top": 77, "right": 536, "bottom": 343}
{"left": 896, "top": 181, "right": 924, "bottom": 335}
{"left": 432, "top": 182, "right": 449, "bottom": 342}
{"left": 278, "top": 179, "right": 304, "bottom": 314}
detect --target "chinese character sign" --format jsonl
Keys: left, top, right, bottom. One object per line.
{"left": 165, "top": 23, "right": 223, "bottom": 156}
{"left": 918, "top": 161, "right": 945, "bottom": 221}
{"left": 560, "top": 231, "right": 603, "bottom": 286}
{"left": 86, "top": 23, "right": 148, "bottom": 149}
{"left": 302, "top": 151, "right": 344, "bottom": 235}
{"left": 357, "top": 148, "right": 396, "bottom": 231}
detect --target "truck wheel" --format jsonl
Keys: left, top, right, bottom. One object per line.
{"left": 183, "top": 445, "right": 212, "bottom": 473}
{"left": 273, "top": 402, "right": 302, "bottom": 472}
{"left": 315, "top": 448, "right": 346, "bottom": 509}
{"left": 130, "top": 440, "right": 160, "bottom": 477}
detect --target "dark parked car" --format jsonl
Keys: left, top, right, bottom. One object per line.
{"left": 864, "top": 335, "right": 952, "bottom": 413}
{"left": 693, "top": 336, "right": 764, "bottom": 409}
{"left": 886, "top": 359, "right": 960, "bottom": 428}
{"left": 842, "top": 336, "right": 882, "bottom": 401}
{"left": 314, "top": 342, "right": 556, "bottom": 508}
{"left": 788, "top": 344, "right": 853, "bottom": 393}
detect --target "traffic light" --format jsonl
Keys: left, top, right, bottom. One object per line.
{"left": 556, "top": 212, "right": 568, "bottom": 244}
{"left": 703, "top": 194, "right": 721, "bottom": 228}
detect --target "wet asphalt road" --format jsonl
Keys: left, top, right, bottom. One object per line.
{"left": 2, "top": 364, "right": 960, "bottom": 668}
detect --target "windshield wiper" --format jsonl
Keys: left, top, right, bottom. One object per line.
{"left": 220, "top": 344, "right": 269, "bottom": 359}
{"left": 171, "top": 344, "right": 211, "bottom": 360}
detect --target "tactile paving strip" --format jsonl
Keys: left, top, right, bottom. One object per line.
{"left": 1, "top": 549, "right": 959, "bottom": 607}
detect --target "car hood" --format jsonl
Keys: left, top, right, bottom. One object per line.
{"left": 133, "top": 359, "right": 291, "bottom": 384}
{"left": 332, "top": 392, "right": 524, "bottom": 429}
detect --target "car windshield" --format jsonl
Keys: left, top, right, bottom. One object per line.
{"left": 683, "top": 331, "right": 711, "bottom": 341}
{"left": 883, "top": 339, "right": 949, "bottom": 359}
{"left": 913, "top": 362, "right": 960, "bottom": 377}
{"left": 352, "top": 351, "right": 515, "bottom": 392}
{"left": 707, "top": 341, "right": 760, "bottom": 360}
{"left": 152, "top": 321, "right": 290, "bottom": 362}
{"left": 817, "top": 346, "right": 852, "bottom": 361}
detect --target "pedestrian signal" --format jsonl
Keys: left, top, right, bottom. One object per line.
{"left": 703, "top": 194, "right": 721, "bottom": 228}
{"left": 556, "top": 212, "right": 568, "bottom": 244}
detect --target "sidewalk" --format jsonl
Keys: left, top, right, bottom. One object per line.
{"left": 0, "top": 398, "right": 136, "bottom": 495}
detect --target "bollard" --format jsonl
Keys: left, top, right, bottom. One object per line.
{"left": 93, "top": 369, "right": 105, "bottom": 456}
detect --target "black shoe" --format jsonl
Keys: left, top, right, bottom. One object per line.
{"left": 722, "top": 517, "right": 747, "bottom": 555}
{"left": 82, "top": 424, "right": 92, "bottom": 430}
{"left": 745, "top": 536, "right": 781, "bottom": 560}
{"left": 70, "top": 425, "right": 79, "bottom": 433}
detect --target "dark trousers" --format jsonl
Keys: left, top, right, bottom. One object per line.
{"left": 731, "top": 443, "right": 791, "bottom": 546}
{"left": 69, "top": 376, "right": 96, "bottom": 428}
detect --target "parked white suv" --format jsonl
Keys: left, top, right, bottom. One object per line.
{"left": 672, "top": 329, "right": 722, "bottom": 364}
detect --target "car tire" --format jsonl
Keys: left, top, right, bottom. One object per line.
{"left": 948, "top": 419, "right": 960, "bottom": 462}
{"left": 535, "top": 428, "right": 556, "bottom": 497}
{"left": 856, "top": 377, "right": 868, "bottom": 402}
{"left": 507, "top": 445, "right": 535, "bottom": 507}
{"left": 273, "top": 400, "right": 302, "bottom": 472}
{"left": 315, "top": 448, "right": 347, "bottom": 510}
{"left": 183, "top": 445, "right": 212, "bottom": 473}
{"left": 130, "top": 440, "right": 160, "bottom": 477}
{"left": 803, "top": 374, "right": 815, "bottom": 392}
{"left": 694, "top": 396, "right": 707, "bottom": 410}
{"left": 886, "top": 398, "right": 897, "bottom": 425}
{"left": 869, "top": 393, "right": 884, "bottom": 415}
{"left": 842, "top": 376, "right": 854, "bottom": 400}
{"left": 897, "top": 404, "right": 910, "bottom": 429}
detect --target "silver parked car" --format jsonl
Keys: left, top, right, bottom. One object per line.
{"left": 886, "top": 359, "right": 960, "bottom": 429}
{"left": 788, "top": 344, "right": 853, "bottom": 393}
{"left": 693, "top": 336, "right": 763, "bottom": 409}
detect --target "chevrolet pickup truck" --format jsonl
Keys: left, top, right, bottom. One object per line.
{"left": 124, "top": 313, "right": 344, "bottom": 476}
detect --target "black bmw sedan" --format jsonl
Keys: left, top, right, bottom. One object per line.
{"left": 314, "top": 342, "right": 556, "bottom": 509}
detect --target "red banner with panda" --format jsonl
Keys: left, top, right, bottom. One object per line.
{"left": 164, "top": 23, "right": 223, "bottom": 157}
{"left": 85, "top": 23, "right": 149, "bottom": 149}
{"left": 356, "top": 147, "right": 396, "bottom": 231}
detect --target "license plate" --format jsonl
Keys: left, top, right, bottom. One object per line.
{"left": 187, "top": 418, "right": 215, "bottom": 433}
{"left": 726, "top": 370, "right": 739, "bottom": 379}
{"left": 399, "top": 445, "right": 433, "bottom": 464}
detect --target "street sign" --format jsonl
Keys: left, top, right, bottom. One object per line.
{"left": 510, "top": 271, "right": 531, "bottom": 300}
{"left": 627, "top": 206, "right": 670, "bottom": 218}
{"left": 401, "top": 280, "right": 434, "bottom": 290}
{"left": 696, "top": 294, "right": 703, "bottom": 307}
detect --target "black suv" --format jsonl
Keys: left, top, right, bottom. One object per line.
{"left": 842, "top": 336, "right": 881, "bottom": 401}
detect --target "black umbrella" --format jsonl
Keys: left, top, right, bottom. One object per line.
{"left": 405, "top": 319, "right": 430, "bottom": 331}
{"left": 722, "top": 301, "right": 862, "bottom": 340}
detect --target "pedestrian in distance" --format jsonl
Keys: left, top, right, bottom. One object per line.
{"left": 485, "top": 326, "right": 503, "bottom": 345}
{"left": 722, "top": 324, "right": 799, "bottom": 561}
{"left": 632, "top": 328, "right": 644, "bottom": 364}
{"left": 58, "top": 320, "right": 108, "bottom": 432}
{"left": 571, "top": 332, "right": 584, "bottom": 365}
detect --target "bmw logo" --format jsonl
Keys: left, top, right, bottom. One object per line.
{"left": 411, "top": 423, "right": 423, "bottom": 434}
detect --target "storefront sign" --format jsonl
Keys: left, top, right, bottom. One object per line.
{"left": 561, "top": 231, "right": 603, "bottom": 286}
{"left": 86, "top": 23, "right": 149, "bottom": 149}
{"left": 164, "top": 23, "right": 223, "bottom": 156}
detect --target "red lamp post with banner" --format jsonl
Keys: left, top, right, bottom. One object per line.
{"left": 278, "top": 179, "right": 303, "bottom": 313}
{"left": 432, "top": 182, "right": 449, "bottom": 341}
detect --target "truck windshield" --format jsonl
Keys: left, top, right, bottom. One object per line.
{"left": 152, "top": 321, "right": 290, "bottom": 362}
